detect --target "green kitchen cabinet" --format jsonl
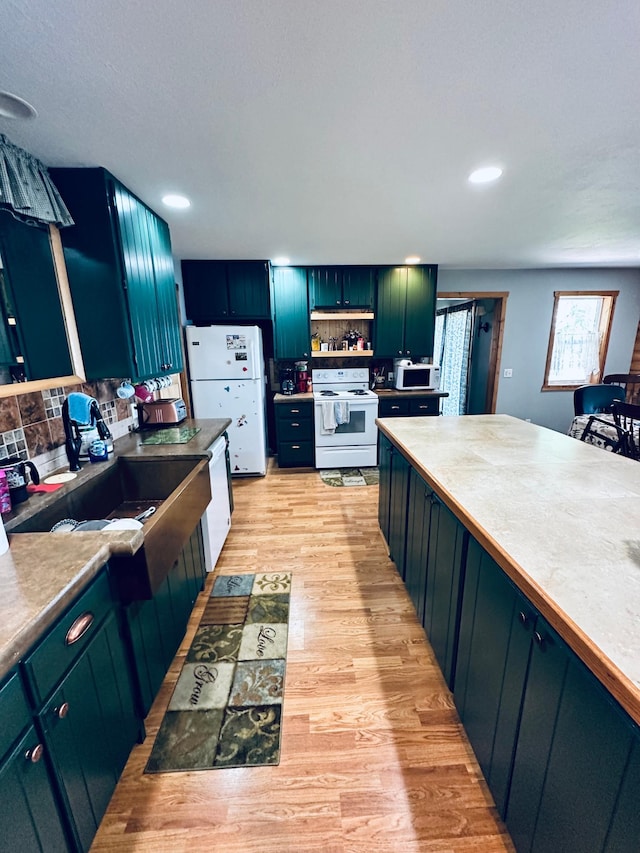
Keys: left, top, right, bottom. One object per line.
{"left": 182, "top": 260, "right": 270, "bottom": 323}
{"left": 50, "top": 167, "right": 182, "bottom": 381}
{"left": 271, "top": 266, "right": 310, "bottom": 360}
{"left": 454, "top": 536, "right": 533, "bottom": 816}
{"left": 388, "top": 444, "right": 411, "bottom": 579}
{"left": 423, "top": 491, "right": 467, "bottom": 688}
{"left": 404, "top": 467, "right": 432, "bottom": 623}
{"left": 377, "top": 434, "right": 411, "bottom": 579}
{"left": 0, "top": 210, "right": 73, "bottom": 381}
{"left": 378, "top": 394, "right": 442, "bottom": 418}
{"left": 455, "top": 536, "right": 640, "bottom": 853}
{"left": 0, "top": 670, "right": 69, "bottom": 851}
{"left": 374, "top": 265, "right": 437, "bottom": 359}
{"left": 506, "top": 618, "right": 639, "bottom": 853}
{"left": 308, "top": 266, "right": 375, "bottom": 310}
{"left": 275, "top": 400, "right": 314, "bottom": 468}
{"left": 378, "top": 433, "right": 393, "bottom": 545}
{"left": 125, "top": 526, "right": 206, "bottom": 717}
{"left": 22, "top": 567, "right": 140, "bottom": 853}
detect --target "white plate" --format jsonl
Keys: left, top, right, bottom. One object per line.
{"left": 104, "top": 518, "right": 143, "bottom": 531}
{"left": 44, "top": 472, "right": 78, "bottom": 485}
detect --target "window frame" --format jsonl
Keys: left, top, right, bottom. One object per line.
{"left": 542, "top": 290, "right": 618, "bottom": 391}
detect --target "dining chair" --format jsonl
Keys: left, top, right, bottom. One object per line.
{"left": 573, "top": 383, "right": 625, "bottom": 416}
{"left": 603, "top": 374, "right": 640, "bottom": 405}
{"left": 611, "top": 400, "right": 640, "bottom": 460}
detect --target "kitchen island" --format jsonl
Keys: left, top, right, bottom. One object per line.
{"left": 378, "top": 413, "right": 640, "bottom": 853}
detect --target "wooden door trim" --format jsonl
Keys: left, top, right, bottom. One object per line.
{"left": 437, "top": 291, "right": 509, "bottom": 414}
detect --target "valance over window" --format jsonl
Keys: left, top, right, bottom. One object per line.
{"left": 0, "top": 134, "right": 73, "bottom": 228}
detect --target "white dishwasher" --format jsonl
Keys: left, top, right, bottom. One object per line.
{"left": 201, "top": 434, "right": 232, "bottom": 571}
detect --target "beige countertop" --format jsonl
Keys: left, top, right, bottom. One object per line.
{"left": 0, "top": 417, "right": 230, "bottom": 680}
{"left": 377, "top": 414, "right": 640, "bottom": 724}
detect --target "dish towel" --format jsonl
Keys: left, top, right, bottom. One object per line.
{"left": 320, "top": 401, "right": 337, "bottom": 434}
{"left": 67, "top": 392, "right": 97, "bottom": 426}
{"left": 334, "top": 401, "right": 350, "bottom": 425}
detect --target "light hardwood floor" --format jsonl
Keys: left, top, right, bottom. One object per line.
{"left": 91, "top": 459, "right": 515, "bottom": 853}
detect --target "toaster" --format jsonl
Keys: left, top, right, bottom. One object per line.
{"left": 139, "top": 398, "right": 187, "bottom": 427}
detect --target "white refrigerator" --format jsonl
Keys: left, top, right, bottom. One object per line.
{"left": 186, "top": 324, "right": 267, "bottom": 475}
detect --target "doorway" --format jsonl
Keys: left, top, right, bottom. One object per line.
{"left": 435, "top": 292, "right": 508, "bottom": 415}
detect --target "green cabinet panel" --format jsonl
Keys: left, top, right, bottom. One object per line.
{"left": 51, "top": 167, "right": 182, "bottom": 381}
{"left": 404, "top": 468, "right": 431, "bottom": 623}
{"left": 38, "top": 605, "right": 139, "bottom": 852}
{"left": 388, "top": 446, "right": 410, "bottom": 579}
{"left": 507, "top": 618, "right": 635, "bottom": 853}
{"left": 182, "top": 260, "right": 270, "bottom": 323}
{"left": 378, "top": 395, "right": 441, "bottom": 418}
{"left": 605, "top": 738, "right": 640, "bottom": 852}
{"left": 308, "top": 266, "right": 375, "bottom": 309}
{"left": 378, "top": 434, "right": 393, "bottom": 544}
{"left": 275, "top": 401, "right": 314, "bottom": 467}
{"left": 374, "top": 265, "right": 437, "bottom": 359}
{"left": 271, "top": 267, "right": 310, "bottom": 360}
{"left": 125, "top": 527, "right": 206, "bottom": 717}
{"left": 454, "top": 537, "right": 532, "bottom": 816}
{"left": 0, "top": 211, "right": 73, "bottom": 380}
{"left": 423, "top": 493, "right": 466, "bottom": 688}
{"left": 0, "top": 724, "right": 70, "bottom": 851}
{"left": 147, "top": 212, "right": 183, "bottom": 374}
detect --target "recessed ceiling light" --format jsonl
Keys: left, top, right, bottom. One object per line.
{"left": 271, "top": 256, "right": 290, "bottom": 266}
{"left": 162, "top": 193, "right": 191, "bottom": 209}
{"left": 405, "top": 256, "right": 421, "bottom": 264}
{"left": 468, "top": 166, "right": 503, "bottom": 184}
{"left": 0, "top": 91, "right": 37, "bottom": 119}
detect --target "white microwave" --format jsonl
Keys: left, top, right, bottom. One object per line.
{"left": 394, "top": 362, "right": 440, "bottom": 391}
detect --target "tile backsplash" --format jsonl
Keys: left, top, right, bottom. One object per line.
{"left": 0, "top": 378, "right": 136, "bottom": 479}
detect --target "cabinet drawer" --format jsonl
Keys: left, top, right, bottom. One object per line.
{"left": 276, "top": 401, "right": 313, "bottom": 420}
{"left": 379, "top": 398, "right": 410, "bottom": 417}
{"left": 409, "top": 397, "right": 439, "bottom": 416}
{"left": 277, "top": 418, "right": 313, "bottom": 441}
{"left": 23, "top": 570, "right": 113, "bottom": 707}
{"left": 0, "top": 671, "right": 32, "bottom": 762}
{"left": 278, "top": 440, "right": 314, "bottom": 468}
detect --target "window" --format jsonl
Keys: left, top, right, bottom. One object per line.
{"left": 543, "top": 291, "right": 617, "bottom": 390}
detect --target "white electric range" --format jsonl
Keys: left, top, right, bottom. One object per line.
{"left": 312, "top": 368, "right": 379, "bottom": 468}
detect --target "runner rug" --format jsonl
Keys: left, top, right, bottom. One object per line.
{"left": 145, "top": 571, "right": 291, "bottom": 772}
{"left": 319, "top": 467, "right": 379, "bottom": 487}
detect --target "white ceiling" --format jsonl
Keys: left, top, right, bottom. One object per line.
{"left": 2, "top": 0, "right": 640, "bottom": 269}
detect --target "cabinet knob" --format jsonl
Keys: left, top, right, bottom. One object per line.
{"left": 54, "top": 702, "right": 70, "bottom": 719}
{"left": 291, "top": 422, "right": 300, "bottom": 427}
{"left": 391, "top": 405, "right": 400, "bottom": 410}
{"left": 344, "top": 300, "right": 350, "bottom": 305}
{"left": 290, "top": 409, "right": 300, "bottom": 413}
{"left": 406, "top": 350, "right": 411, "bottom": 356}
{"left": 518, "top": 611, "right": 529, "bottom": 627}
{"left": 24, "top": 744, "right": 44, "bottom": 763}
{"left": 533, "top": 631, "right": 546, "bottom": 648}
{"left": 65, "top": 611, "right": 94, "bottom": 646}
{"left": 291, "top": 445, "right": 300, "bottom": 450}
{"left": 418, "top": 405, "right": 428, "bottom": 410}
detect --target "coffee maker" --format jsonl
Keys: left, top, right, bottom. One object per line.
{"left": 295, "top": 361, "right": 309, "bottom": 394}
{"left": 279, "top": 367, "right": 295, "bottom": 395}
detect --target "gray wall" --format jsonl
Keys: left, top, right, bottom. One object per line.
{"left": 437, "top": 268, "right": 640, "bottom": 433}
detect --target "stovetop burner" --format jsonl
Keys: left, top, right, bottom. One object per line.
{"left": 319, "top": 390, "right": 339, "bottom": 396}
{"left": 349, "top": 389, "right": 367, "bottom": 395}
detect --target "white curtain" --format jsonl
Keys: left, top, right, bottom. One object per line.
{"left": 0, "top": 134, "right": 73, "bottom": 227}
{"left": 434, "top": 302, "right": 474, "bottom": 416}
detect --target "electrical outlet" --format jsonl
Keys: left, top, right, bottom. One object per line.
{"left": 503, "top": 368, "right": 513, "bottom": 378}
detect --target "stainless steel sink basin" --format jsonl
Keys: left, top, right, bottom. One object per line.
{"left": 9, "top": 456, "right": 211, "bottom": 601}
